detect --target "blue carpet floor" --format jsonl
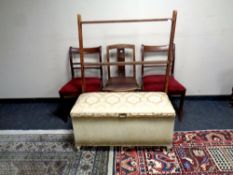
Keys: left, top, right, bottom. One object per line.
{"left": 0, "top": 98, "right": 232, "bottom": 131}
{"left": 174, "top": 99, "right": 233, "bottom": 131}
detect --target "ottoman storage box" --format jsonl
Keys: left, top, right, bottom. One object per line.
{"left": 71, "top": 92, "right": 175, "bottom": 147}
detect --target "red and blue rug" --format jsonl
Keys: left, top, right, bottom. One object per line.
{"left": 113, "top": 130, "right": 233, "bottom": 175}
{"left": 0, "top": 130, "right": 232, "bottom": 174}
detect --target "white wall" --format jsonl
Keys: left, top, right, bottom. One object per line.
{"left": 0, "top": 0, "right": 233, "bottom": 98}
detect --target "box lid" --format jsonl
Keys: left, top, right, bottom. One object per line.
{"left": 70, "top": 92, "right": 175, "bottom": 118}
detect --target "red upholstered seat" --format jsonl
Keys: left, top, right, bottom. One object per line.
{"left": 59, "top": 77, "right": 101, "bottom": 96}
{"left": 141, "top": 44, "right": 186, "bottom": 121}
{"left": 58, "top": 46, "right": 103, "bottom": 122}
{"left": 143, "top": 75, "right": 185, "bottom": 93}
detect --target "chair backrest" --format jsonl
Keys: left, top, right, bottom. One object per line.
{"left": 141, "top": 44, "right": 175, "bottom": 78}
{"left": 106, "top": 44, "right": 136, "bottom": 79}
{"left": 69, "top": 46, "right": 103, "bottom": 81}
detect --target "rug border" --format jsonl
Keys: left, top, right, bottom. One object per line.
{"left": 0, "top": 129, "right": 73, "bottom": 135}
{"left": 174, "top": 129, "right": 233, "bottom": 133}
{"left": 0, "top": 129, "right": 232, "bottom": 135}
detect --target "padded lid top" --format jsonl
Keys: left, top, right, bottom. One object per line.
{"left": 70, "top": 92, "right": 175, "bottom": 118}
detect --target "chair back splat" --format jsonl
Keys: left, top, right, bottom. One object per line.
{"left": 102, "top": 44, "right": 139, "bottom": 92}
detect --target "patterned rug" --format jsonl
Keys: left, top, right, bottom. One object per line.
{"left": 0, "top": 130, "right": 109, "bottom": 175}
{"left": 0, "top": 130, "right": 232, "bottom": 175}
{"left": 114, "top": 130, "right": 233, "bottom": 175}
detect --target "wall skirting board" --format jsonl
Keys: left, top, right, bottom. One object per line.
{"left": 0, "top": 98, "right": 60, "bottom": 103}
{"left": 172, "top": 95, "right": 231, "bottom": 101}
{"left": 0, "top": 95, "right": 231, "bottom": 103}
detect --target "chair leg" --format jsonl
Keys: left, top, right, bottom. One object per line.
{"left": 59, "top": 94, "right": 69, "bottom": 122}
{"left": 178, "top": 91, "right": 186, "bottom": 121}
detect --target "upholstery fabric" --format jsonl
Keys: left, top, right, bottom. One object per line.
{"left": 71, "top": 92, "right": 175, "bottom": 118}
{"left": 71, "top": 92, "right": 175, "bottom": 146}
{"left": 59, "top": 77, "right": 101, "bottom": 96}
{"left": 72, "top": 117, "right": 174, "bottom": 146}
{"left": 143, "top": 75, "right": 185, "bottom": 93}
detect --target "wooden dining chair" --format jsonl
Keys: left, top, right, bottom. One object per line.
{"left": 102, "top": 44, "right": 140, "bottom": 92}
{"left": 141, "top": 44, "right": 186, "bottom": 120}
{"left": 58, "top": 46, "right": 103, "bottom": 121}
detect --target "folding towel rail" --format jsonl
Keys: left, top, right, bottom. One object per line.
{"left": 77, "top": 11, "right": 177, "bottom": 93}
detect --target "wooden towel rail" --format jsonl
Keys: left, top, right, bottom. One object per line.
{"left": 82, "top": 60, "right": 168, "bottom": 67}
{"left": 77, "top": 11, "right": 177, "bottom": 93}
{"left": 81, "top": 18, "right": 171, "bottom": 24}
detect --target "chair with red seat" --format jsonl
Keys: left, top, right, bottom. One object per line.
{"left": 141, "top": 44, "right": 186, "bottom": 121}
{"left": 58, "top": 46, "right": 103, "bottom": 121}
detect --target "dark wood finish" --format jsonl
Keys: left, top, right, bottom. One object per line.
{"left": 103, "top": 77, "right": 139, "bottom": 92}
{"left": 103, "top": 44, "right": 139, "bottom": 92}
{"left": 141, "top": 45, "right": 175, "bottom": 74}
{"left": 70, "top": 47, "right": 103, "bottom": 79}
{"left": 141, "top": 45, "right": 171, "bottom": 81}
{"left": 106, "top": 44, "right": 136, "bottom": 79}
{"left": 69, "top": 46, "right": 103, "bottom": 81}
{"left": 117, "top": 48, "right": 126, "bottom": 77}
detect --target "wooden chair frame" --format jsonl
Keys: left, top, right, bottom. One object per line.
{"left": 106, "top": 44, "right": 136, "bottom": 79}
{"left": 59, "top": 46, "right": 103, "bottom": 121}
{"left": 141, "top": 44, "right": 170, "bottom": 90}
{"left": 102, "top": 44, "right": 139, "bottom": 92}
{"left": 69, "top": 46, "right": 103, "bottom": 81}
{"left": 77, "top": 11, "right": 177, "bottom": 93}
{"left": 141, "top": 44, "right": 186, "bottom": 119}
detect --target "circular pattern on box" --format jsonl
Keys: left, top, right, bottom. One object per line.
{"left": 125, "top": 93, "right": 141, "bottom": 104}
{"left": 85, "top": 96, "right": 99, "bottom": 105}
{"left": 105, "top": 94, "right": 120, "bottom": 105}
